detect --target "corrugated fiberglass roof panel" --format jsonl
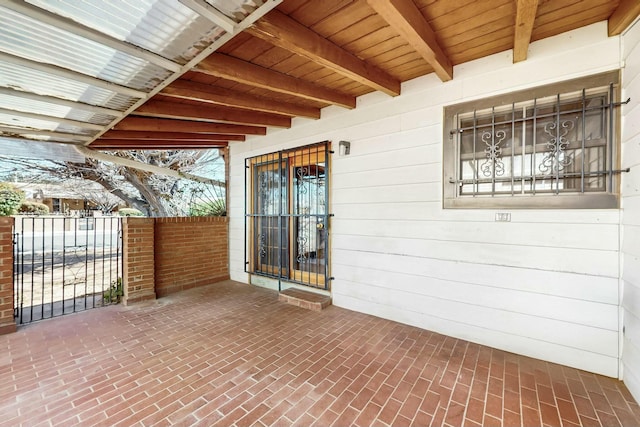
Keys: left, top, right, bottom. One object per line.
{"left": 0, "top": 94, "right": 115, "bottom": 126}
{"left": 0, "top": 6, "right": 172, "bottom": 91}
{"left": 0, "top": 112, "right": 97, "bottom": 135}
{"left": 0, "top": 138, "right": 85, "bottom": 162}
{"left": 26, "top": 0, "right": 227, "bottom": 64}
{"left": 0, "top": 62, "right": 138, "bottom": 111}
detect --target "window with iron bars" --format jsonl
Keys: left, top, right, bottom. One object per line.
{"left": 443, "top": 71, "right": 626, "bottom": 209}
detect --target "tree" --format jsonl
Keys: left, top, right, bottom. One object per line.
{"left": 0, "top": 182, "right": 24, "bottom": 216}
{"left": 0, "top": 149, "right": 225, "bottom": 217}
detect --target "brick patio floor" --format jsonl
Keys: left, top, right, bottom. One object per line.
{"left": 1, "top": 280, "right": 640, "bottom": 427}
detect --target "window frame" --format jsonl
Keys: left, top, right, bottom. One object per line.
{"left": 442, "top": 71, "right": 621, "bottom": 209}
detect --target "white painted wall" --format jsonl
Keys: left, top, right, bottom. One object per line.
{"left": 622, "top": 18, "right": 640, "bottom": 400}
{"left": 229, "top": 22, "right": 624, "bottom": 377}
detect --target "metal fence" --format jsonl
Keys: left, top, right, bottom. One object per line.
{"left": 13, "top": 216, "right": 123, "bottom": 324}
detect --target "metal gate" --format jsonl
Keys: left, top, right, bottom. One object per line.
{"left": 245, "top": 142, "right": 332, "bottom": 290}
{"left": 13, "top": 216, "right": 123, "bottom": 324}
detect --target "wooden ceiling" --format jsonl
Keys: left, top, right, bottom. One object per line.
{"left": 89, "top": 0, "right": 640, "bottom": 150}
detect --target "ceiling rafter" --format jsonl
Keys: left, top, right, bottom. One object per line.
{"left": 0, "top": 52, "right": 147, "bottom": 99}
{"left": 608, "top": 0, "right": 640, "bottom": 36}
{"left": 0, "top": 87, "right": 123, "bottom": 118}
{"left": 366, "top": 0, "right": 453, "bottom": 82}
{"left": 194, "top": 53, "right": 356, "bottom": 109}
{"left": 90, "top": 139, "right": 228, "bottom": 149}
{"left": 162, "top": 80, "right": 321, "bottom": 119}
{"left": 114, "top": 117, "right": 267, "bottom": 135}
{"left": 178, "top": 0, "right": 238, "bottom": 34}
{"left": 134, "top": 99, "right": 291, "bottom": 128}
{"left": 513, "top": 0, "right": 540, "bottom": 63}
{"left": 247, "top": 10, "right": 401, "bottom": 96}
{"left": 0, "top": 126, "right": 91, "bottom": 142}
{"left": 100, "top": 130, "right": 245, "bottom": 141}
{"left": 1, "top": 0, "right": 182, "bottom": 73}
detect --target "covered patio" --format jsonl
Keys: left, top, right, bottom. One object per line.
{"left": 1, "top": 280, "right": 639, "bottom": 427}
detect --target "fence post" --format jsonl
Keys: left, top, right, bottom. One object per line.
{"left": 121, "top": 217, "right": 156, "bottom": 305}
{"left": 0, "top": 217, "right": 16, "bottom": 335}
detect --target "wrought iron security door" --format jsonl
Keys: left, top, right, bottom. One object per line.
{"left": 246, "top": 142, "right": 330, "bottom": 290}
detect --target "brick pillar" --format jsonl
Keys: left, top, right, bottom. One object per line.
{"left": 122, "top": 217, "right": 156, "bottom": 305}
{"left": 0, "top": 217, "right": 16, "bottom": 335}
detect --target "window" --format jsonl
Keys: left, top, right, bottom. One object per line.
{"left": 443, "top": 71, "right": 623, "bottom": 209}
{"left": 245, "top": 142, "right": 330, "bottom": 290}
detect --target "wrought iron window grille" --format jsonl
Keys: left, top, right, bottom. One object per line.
{"left": 443, "top": 71, "right": 628, "bottom": 209}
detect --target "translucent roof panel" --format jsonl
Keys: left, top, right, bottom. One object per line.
{"left": 0, "top": 0, "right": 277, "bottom": 148}
{"left": 0, "top": 61, "right": 139, "bottom": 111}
{"left": 0, "top": 6, "right": 172, "bottom": 91}
{"left": 0, "top": 138, "right": 85, "bottom": 163}
{"left": 0, "top": 94, "right": 115, "bottom": 126}
{"left": 27, "top": 0, "right": 230, "bottom": 65}
{"left": 0, "top": 112, "right": 97, "bottom": 135}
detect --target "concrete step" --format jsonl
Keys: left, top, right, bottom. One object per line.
{"left": 278, "top": 288, "right": 331, "bottom": 311}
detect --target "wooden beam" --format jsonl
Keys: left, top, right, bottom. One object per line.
{"left": 609, "top": 0, "right": 640, "bottom": 36}
{"left": 135, "top": 100, "right": 291, "bottom": 128}
{"left": 100, "top": 130, "right": 245, "bottom": 141}
{"left": 78, "top": 146, "right": 222, "bottom": 185}
{"left": 194, "top": 53, "right": 356, "bottom": 108}
{"left": 162, "top": 80, "right": 321, "bottom": 119}
{"left": 91, "top": 139, "right": 228, "bottom": 149}
{"left": 513, "top": 0, "right": 539, "bottom": 63}
{"left": 367, "top": 0, "right": 453, "bottom": 82}
{"left": 114, "top": 117, "right": 267, "bottom": 135}
{"left": 0, "top": 126, "right": 91, "bottom": 142}
{"left": 0, "top": 87, "right": 123, "bottom": 117}
{"left": 0, "top": 107, "right": 104, "bottom": 131}
{"left": 248, "top": 10, "right": 401, "bottom": 96}
{"left": 178, "top": 0, "right": 237, "bottom": 34}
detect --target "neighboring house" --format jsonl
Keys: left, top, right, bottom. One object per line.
{"left": 230, "top": 21, "right": 640, "bottom": 400}
{"left": 13, "top": 182, "right": 123, "bottom": 214}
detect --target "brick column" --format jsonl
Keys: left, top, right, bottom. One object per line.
{"left": 122, "top": 217, "right": 156, "bottom": 305}
{"left": 0, "top": 217, "right": 16, "bottom": 335}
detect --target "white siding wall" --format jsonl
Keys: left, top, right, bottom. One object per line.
{"left": 622, "top": 18, "right": 640, "bottom": 399}
{"left": 229, "top": 22, "right": 623, "bottom": 377}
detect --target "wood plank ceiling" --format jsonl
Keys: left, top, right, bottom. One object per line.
{"left": 90, "top": 0, "right": 640, "bottom": 150}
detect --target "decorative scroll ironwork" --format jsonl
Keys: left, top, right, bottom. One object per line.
{"left": 296, "top": 166, "right": 309, "bottom": 194}
{"left": 258, "top": 233, "right": 267, "bottom": 258}
{"left": 480, "top": 129, "right": 506, "bottom": 177}
{"left": 540, "top": 120, "right": 574, "bottom": 174}
{"left": 259, "top": 171, "right": 269, "bottom": 205}
{"left": 296, "top": 234, "right": 308, "bottom": 263}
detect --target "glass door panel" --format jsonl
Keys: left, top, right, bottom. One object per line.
{"left": 291, "top": 163, "right": 326, "bottom": 285}
{"left": 253, "top": 162, "right": 288, "bottom": 277}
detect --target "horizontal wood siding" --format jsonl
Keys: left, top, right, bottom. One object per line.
{"left": 622, "top": 19, "right": 640, "bottom": 402}
{"left": 230, "top": 22, "right": 623, "bottom": 377}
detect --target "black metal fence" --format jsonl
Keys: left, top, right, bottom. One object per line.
{"left": 13, "top": 216, "right": 123, "bottom": 324}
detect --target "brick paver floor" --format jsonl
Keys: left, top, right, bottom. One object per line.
{"left": 1, "top": 280, "right": 640, "bottom": 426}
